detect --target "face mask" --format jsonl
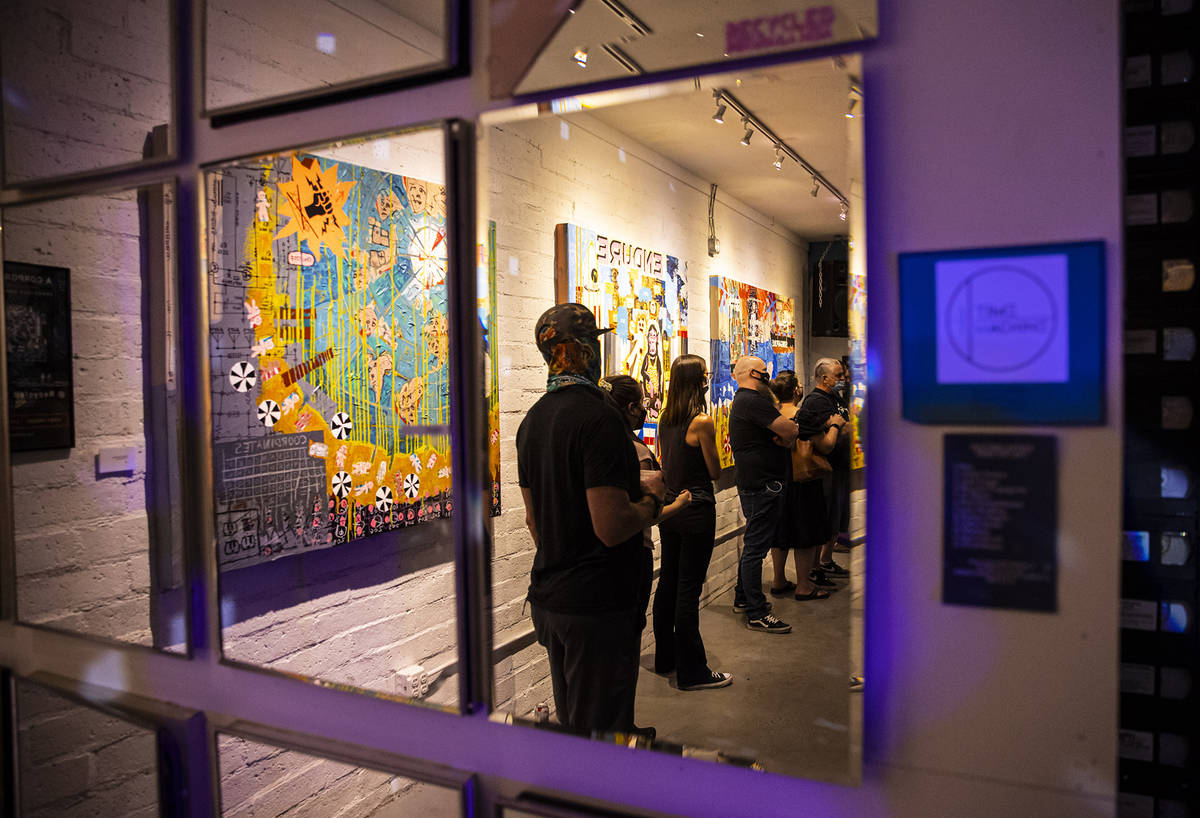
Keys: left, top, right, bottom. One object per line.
{"left": 750, "top": 369, "right": 770, "bottom": 384}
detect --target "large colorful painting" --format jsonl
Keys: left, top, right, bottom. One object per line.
{"left": 554, "top": 223, "right": 687, "bottom": 445}
{"left": 709, "top": 276, "right": 796, "bottom": 468}
{"left": 207, "top": 151, "right": 498, "bottom": 571}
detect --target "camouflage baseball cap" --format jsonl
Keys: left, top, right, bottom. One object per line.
{"left": 534, "top": 303, "right": 611, "bottom": 356}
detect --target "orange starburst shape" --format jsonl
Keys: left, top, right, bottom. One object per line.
{"left": 275, "top": 155, "right": 357, "bottom": 258}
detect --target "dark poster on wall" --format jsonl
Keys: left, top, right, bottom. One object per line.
{"left": 4, "top": 262, "right": 75, "bottom": 451}
{"left": 943, "top": 434, "right": 1057, "bottom": 611}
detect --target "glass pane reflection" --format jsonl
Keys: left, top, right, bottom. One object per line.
{"left": 205, "top": 0, "right": 449, "bottom": 113}
{"left": 208, "top": 129, "right": 464, "bottom": 702}
{"left": 218, "top": 733, "right": 460, "bottom": 816}
{"left": 1, "top": 0, "right": 172, "bottom": 184}
{"left": 5, "top": 185, "right": 186, "bottom": 652}
{"left": 15, "top": 679, "right": 161, "bottom": 817}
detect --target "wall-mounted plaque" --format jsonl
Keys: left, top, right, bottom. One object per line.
{"left": 4, "top": 262, "right": 75, "bottom": 451}
{"left": 943, "top": 434, "right": 1057, "bottom": 612}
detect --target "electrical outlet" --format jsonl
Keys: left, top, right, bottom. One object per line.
{"left": 395, "top": 664, "right": 425, "bottom": 698}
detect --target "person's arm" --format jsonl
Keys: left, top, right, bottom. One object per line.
{"left": 813, "top": 414, "right": 847, "bottom": 455}
{"left": 587, "top": 480, "right": 664, "bottom": 547}
{"left": 658, "top": 489, "right": 692, "bottom": 522}
{"left": 687, "top": 414, "right": 722, "bottom": 479}
{"left": 769, "top": 413, "right": 799, "bottom": 446}
{"left": 520, "top": 487, "right": 538, "bottom": 547}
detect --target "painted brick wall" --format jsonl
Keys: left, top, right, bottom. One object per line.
{"left": 484, "top": 110, "right": 808, "bottom": 720}
{"left": 217, "top": 734, "right": 458, "bottom": 817}
{"left": 15, "top": 680, "right": 159, "bottom": 818}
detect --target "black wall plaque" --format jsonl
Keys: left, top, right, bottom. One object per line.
{"left": 943, "top": 434, "right": 1057, "bottom": 611}
{"left": 4, "top": 262, "right": 75, "bottom": 451}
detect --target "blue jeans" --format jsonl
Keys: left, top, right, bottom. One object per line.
{"left": 736, "top": 481, "right": 786, "bottom": 619}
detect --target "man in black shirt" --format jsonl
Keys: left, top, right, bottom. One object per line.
{"left": 801, "top": 358, "right": 852, "bottom": 581}
{"left": 728, "top": 355, "right": 798, "bottom": 633}
{"left": 517, "top": 303, "right": 666, "bottom": 734}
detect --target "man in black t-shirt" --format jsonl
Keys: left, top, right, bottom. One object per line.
{"left": 728, "top": 355, "right": 798, "bottom": 633}
{"left": 802, "top": 358, "right": 853, "bottom": 582}
{"left": 517, "top": 303, "right": 666, "bottom": 735}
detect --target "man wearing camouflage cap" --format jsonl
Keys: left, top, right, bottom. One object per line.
{"left": 517, "top": 303, "right": 666, "bottom": 735}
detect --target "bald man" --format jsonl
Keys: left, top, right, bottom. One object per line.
{"left": 728, "top": 356, "right": 797, "bottom": 633}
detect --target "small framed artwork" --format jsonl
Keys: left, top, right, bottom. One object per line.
{"left": 4, "top": 261, "right": 75, "bottom": 451}
{"left": 900, "top": 241, "right": 1105, "bottom": 424}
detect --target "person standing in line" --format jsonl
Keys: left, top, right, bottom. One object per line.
{"left": 598, "top": 374, "right": 692, "bottom": 613}
{"left": 728, "top": 355, "right": 798, "bottom": 634}
{"left": 652, "top": 355, "right": 732, "bottom": 690}
{"left": 768, "top": 370, "right": 846, "bottom": 599}
{"left": 517, "top": 304, "right": 666, "bottom": 735}
{"left": 801, "top": 358, "right": 853, "bottom": 584}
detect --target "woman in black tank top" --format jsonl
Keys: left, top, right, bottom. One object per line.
{"left": 653, "top": 355, "right": 731, "bottom": 691}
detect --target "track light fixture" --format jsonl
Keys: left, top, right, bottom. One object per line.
{"left": 740, "top": 118, "right": 753, "bottom": 146}
{"left": 573, "top": 47, "right": 588, "bottom": 67}
{"left": 712, "top": 91, "right": 726, "bottom": 124}
{"left": 846, "top": 97, "right": 858, "bottom": 118}
{"left": 773, "top": 146, "right": 783, "bottom": 170}
{"left": 810, "top": 177, "right": 820, "bottom": 197}
{"left": 839, "top": 202, "right": 848, "bottom": 221}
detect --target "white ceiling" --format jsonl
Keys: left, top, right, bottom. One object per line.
{"left": 574, "top": 58, "right": 860, "bottom": 241}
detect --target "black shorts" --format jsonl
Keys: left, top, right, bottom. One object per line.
{"left": 823, "top": 470, "right": 851, "bottom": 536}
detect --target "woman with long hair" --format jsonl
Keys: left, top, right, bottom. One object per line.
{"left": 652, "top": 354, "right": 731, "bottom": 690}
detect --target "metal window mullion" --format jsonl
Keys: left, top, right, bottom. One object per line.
{"left": 444, "top": 119, "right": 494, "bottom": 715}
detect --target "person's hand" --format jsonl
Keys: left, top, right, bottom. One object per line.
{"left": 641, "top": 469, "right": 667, "bottom": 501}
{"left": 676, "top": 489, "right": 692, "bottom": 507}
{"left": 830, "top": 415, "right": 847, "bottom": 428}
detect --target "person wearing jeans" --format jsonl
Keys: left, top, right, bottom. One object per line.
{"left": 727, "top": 355, "right": 798, "bottom": 634}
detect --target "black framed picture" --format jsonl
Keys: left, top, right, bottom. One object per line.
{"left": 5, "top": 261, "right": 75, "bottom": 451}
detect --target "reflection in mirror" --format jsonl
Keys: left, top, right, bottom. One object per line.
{"left": 484, "top": 56, "right": 865, "bottom": 781}
{"left": 208, "top": 127, "right": 495, "bottom": 702}
{"left": 205, "top": 0, "right": 450, "bottom": 113}
{"left": 14, "top": 678, "right": 161, "bottom": 816}
{"left": 4, "top": 185, "right": 187, "bottom": 652}
{"left": 507, "top": 0, "right": 876, "bottom": 97}
{"left": 217, "top": 733, "right": 461, "bottom": 816}
{"left": 0, "top": 0, "right": 172, "bottom": 184}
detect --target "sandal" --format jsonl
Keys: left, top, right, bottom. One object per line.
{"left": 769, "top": 581, "right": 797, "bottom": 596}
{"left": 794, "top": 589, "right": 831, "bottom": 601}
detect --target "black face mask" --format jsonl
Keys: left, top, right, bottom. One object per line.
{"left": 750, "top": 370, "right": 770, "bottom": 384}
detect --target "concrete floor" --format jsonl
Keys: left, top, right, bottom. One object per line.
{"left": 635, "top": 544, "right": 864, "bottom": 783}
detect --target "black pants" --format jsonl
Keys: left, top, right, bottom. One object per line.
{"left": 653, "top": 503, "right": 716, "bottom": 686}
{"left": 530, "top": 603, "right": 642, "bottom": 734}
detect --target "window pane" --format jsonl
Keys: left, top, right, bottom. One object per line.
{"left": 208, "top": 128, "right": 470, "bottom": 702}
{"left": 0, "top": 0, "right": 172, "bottom": 184}
{"left": 15, "top": 678, "right": 160, "bottom": 817}
{"left": 205, "top": 0, "right": 450, "bottom": 114}
{"left": 4, "top": 185, "right": 186, "bottom": 652}
{"left": 218, "top": 733, "right": 460, "bottom": 816}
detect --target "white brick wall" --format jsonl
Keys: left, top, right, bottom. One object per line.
{"left": 15, "top": 680, "right": 159, "bottom": 818}
{"left": 485, "top": 110, "right": 807, "bottom": 720}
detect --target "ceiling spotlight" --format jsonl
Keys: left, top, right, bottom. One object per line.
{"left": 773, "top": 146, "right": 783, "bottom": 170}
{"left": 573, "top": 47, "right": 588, "bottom": 68}
{"left": 810, "top": 177, "right": 820, "bottom": 197}
{"left": 740, "top": 119, "right": 753, "bottom": 146}
{"left": 839, "top": 202, "right": 848, "bottom": 221}
{"left": 713, "top": 102, "right": 726, "bottom": 124}
{"left": 846, "top": 97, "right": 858, "bottom": 118}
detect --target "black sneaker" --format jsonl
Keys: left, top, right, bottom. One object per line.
{"left": 732, "top": 600, "right": 748, "bottom": 613}
{"left": 809, "top": 570, "right": 837, "bottom": 588}
{"left": 746, "top": 613, "right": 791, "bottom": 634}
{"left": 821, "top": 560, "right": 850, "bottom": 577}
{"left": 679, "top": 671, "right": 734, "bottom": 691}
